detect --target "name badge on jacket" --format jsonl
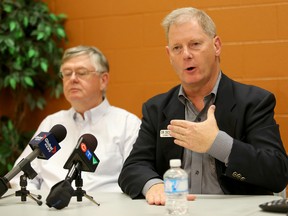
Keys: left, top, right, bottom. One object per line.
{"left": 160, "top": 130, "right": 171, "bottom": 137}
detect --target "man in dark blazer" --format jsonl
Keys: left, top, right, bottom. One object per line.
{"left": 118, "top": 7, "right": 288, "bottom": 205}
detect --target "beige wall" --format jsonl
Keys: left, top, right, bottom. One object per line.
{"left": 46, "top": 0, "right": 288, "bottom": 149}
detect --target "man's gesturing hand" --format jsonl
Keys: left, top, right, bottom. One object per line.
{"left": 167, "top": 105, "right": 219, "bottom": 153}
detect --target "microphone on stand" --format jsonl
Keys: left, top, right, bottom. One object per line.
{"left": 63, "top": 133, "right": 99, "bottom": 181}
{"left": 46, "top": 133, "right": 100, "bottom": 209}
{"left": 0, "top": 124, "right": 67, "bottom": 198}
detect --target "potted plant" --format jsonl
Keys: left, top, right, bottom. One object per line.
{"left": 0, "top": 0, "right": 67, "bottom": 176}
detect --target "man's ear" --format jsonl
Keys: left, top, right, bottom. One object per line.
{"left": 100, "top": 72, "right": 109, "bottom": 91}
{"left": 214, "top": 36, "right": 222, "bottom": 57}
{"left": 165, "top": 45, "right": 173, "bottom": 64}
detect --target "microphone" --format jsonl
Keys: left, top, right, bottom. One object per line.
{"left": 46, "top": 133, "right": 99, "bottom": 209}
{"left": 0, "top": 124, "right": 67, "bottom": 198}
{"left": 63, "top": 133, "right": 99, "bottom": 182}
{"left": 29, "top": 124, "right": 67, "bottom": 160}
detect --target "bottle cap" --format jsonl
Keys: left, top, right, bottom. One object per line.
{"left": 170, "top": 159, "right": 181, "bottom": 167}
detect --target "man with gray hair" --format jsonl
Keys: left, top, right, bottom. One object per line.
{"left": 118, "top": 7, "right": 288, "bottom": 205}
{"left": 11, "top": 45, "right": 141, "bottom": 192}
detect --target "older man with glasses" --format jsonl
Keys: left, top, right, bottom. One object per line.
{"left": 10, "top": 45, "right": 141, "bottom": 192}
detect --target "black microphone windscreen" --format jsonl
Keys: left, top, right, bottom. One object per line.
{"left": 80, "top": 133, "right": 97, "bottom": 151}
{"left": 46, "top": 180, "right": 74, "bottom": 209}
{"left": 49, "top": 124, "right": 67, "bottom": 143}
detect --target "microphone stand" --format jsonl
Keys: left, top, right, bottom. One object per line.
{"left": 72, "top": 170, "right": 100, "bottom": 206}
{"left": 15, "top": 174, "right": 42, "bottom": 205}
{"left": 0, "top": 161, "right": 42, "bottom": 205}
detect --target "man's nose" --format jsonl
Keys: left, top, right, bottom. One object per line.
{"left": 183, "top": 46, "right": 192, "bottom": 59}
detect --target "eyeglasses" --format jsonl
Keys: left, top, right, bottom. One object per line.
{"left": 59, "top": 68, "right": 97, "bottom": 80}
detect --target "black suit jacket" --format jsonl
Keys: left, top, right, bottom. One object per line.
{"left": 118, "top": 73, "right": 288, "bottom": 199}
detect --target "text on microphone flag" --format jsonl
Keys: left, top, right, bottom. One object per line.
{"left": 30, "top": 132, "right": 61, "bottom": 159}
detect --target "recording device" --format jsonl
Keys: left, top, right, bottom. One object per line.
{"left": 46, "top": 133, "right": 100, "bottom": 209}
{"left": 0, "top": 124, "right": 67, "bottom": 198}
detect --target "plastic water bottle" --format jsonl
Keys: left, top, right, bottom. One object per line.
{"left": 164, "top": 159, "right": 189, "bottom": 216}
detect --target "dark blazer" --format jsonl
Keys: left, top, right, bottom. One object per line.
{"left": 118, "top": 73, "right": 288, "bottom": 199}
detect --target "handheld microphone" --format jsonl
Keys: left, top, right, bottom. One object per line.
{"left": 0, "top": 124, "right": 67, "bottom": 198}
{"left": 46, "top": 133, "right": 99, "bottom": 209}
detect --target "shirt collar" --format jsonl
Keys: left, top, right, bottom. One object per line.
{"left": 72, "top": 98, "right": 110, "bottom": 124}
{"left": 178, "top": 71, "right": 222, "bottom": 104}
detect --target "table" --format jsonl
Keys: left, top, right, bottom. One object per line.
{"left": 0, "top": 190, "right": 285, "bottom": 216}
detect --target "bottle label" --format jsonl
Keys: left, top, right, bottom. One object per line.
{"left": 164, "top": 178, "right": 188, "bottom": 194}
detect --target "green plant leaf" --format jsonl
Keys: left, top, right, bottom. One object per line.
{"left": 28, "top": 48, "right": 36, "bottom": 58}
{"left": 57, "top": 13, "right": 67, "bottom": 20}
{"left": 3, "top": 4, "right": 13, "bottom": 13}
{"left": 9, "top": 21, "right": 17, "bottom": 31}
{"left": 13, "top": 57, "right": 22, "bottom": 70}
{"left": 36, "top": 32, "right": 45, "bottom": 40}
{"left": 15, "top": 30, "right": 23, "bottom": 39}
{"left": 40, "top": 61, "right": 48, "bottom": 72}
{"left": 44, "top": 26, "right": 52, "bottom": 36}
{"left": 54, "top": 82, "right": 63, "bottom": 98}
{"left": 49, "top": 13, "right": 57, "bottom": 21}
{"left": 23, "top": 16, "right": 29, "bottom": 27}
{"left": 4, "top": 38, "right": 14, "bottom": 47}
{"left": 31, "top": 58, "right": 40, "bottom": 68}
{"left": 24, "top": 76, "right": 34, "bottom": 87}
{"left": 7, "top": 120, "right": 14, "bottom": 130}
{"left": 8, "top": 46, "right": 16, "bottom": 55}
{"left": 9, "top": 78, "right": 17, "bottom": 89}
{"left": 56, "top": 28, "right": 66, "bottom": 38}
{"left": 29, "top": 15, "right": 37, "bottom": 25}
{"left": 36, "top": 97, "right": 46, "bottom": 110}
